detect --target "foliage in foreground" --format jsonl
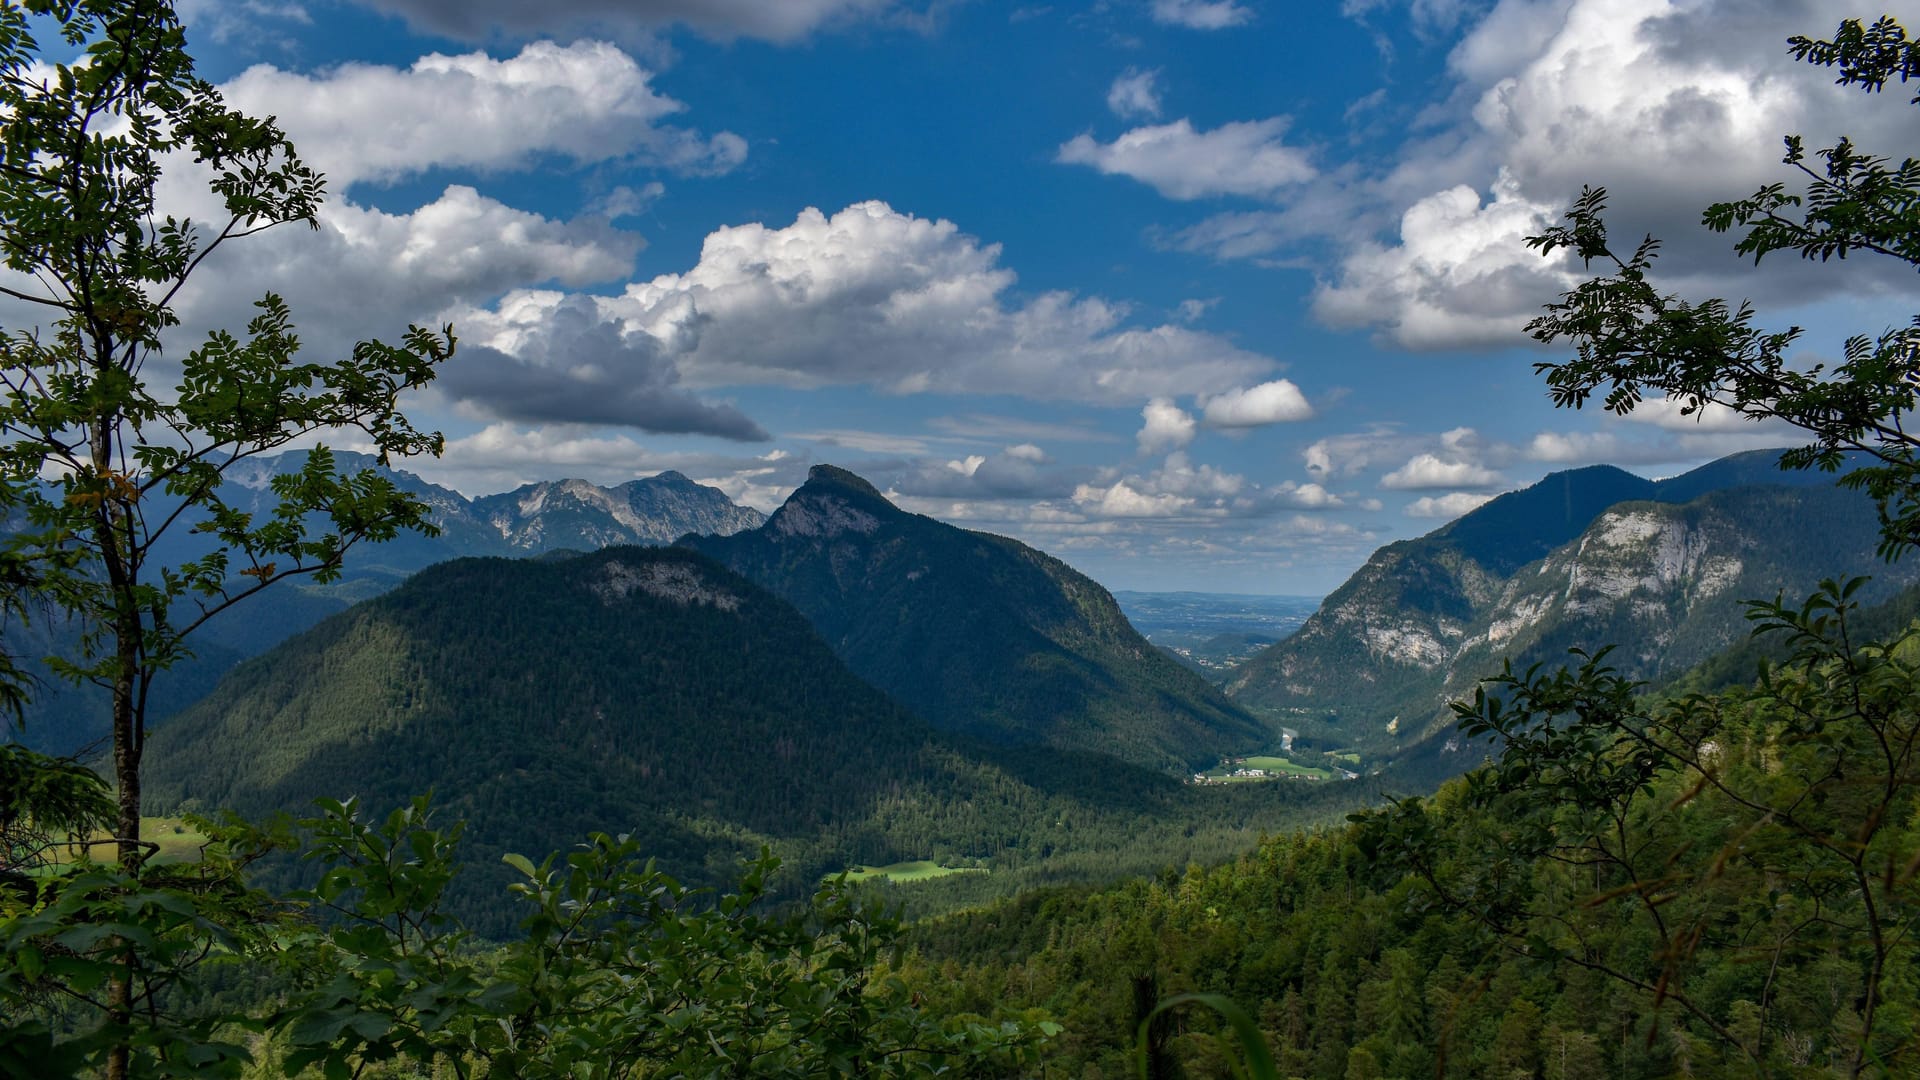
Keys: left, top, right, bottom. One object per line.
{"left": 0, "top": 795, "right": 1055, "bottom": 1077}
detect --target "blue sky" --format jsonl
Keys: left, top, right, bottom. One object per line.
{"left": 144, "top": 0, "right": 1920, "bottom": 593}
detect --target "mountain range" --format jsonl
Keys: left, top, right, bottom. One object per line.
{"left": 8, "top": 452, "right": 765, "bottom": 755}
{"left": 1224, "top": 450, "right": 1919, "bottom": 777}
{"left": 141, "top": 545, "right": 1335, "bottom": 933}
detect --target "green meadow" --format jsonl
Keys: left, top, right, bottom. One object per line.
{"left": 837, "top": 860, "right": 987, "bottom": 884}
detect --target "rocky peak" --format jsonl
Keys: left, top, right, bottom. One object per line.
{"left": 803, "top": 464, "right": 888, "bottom": 501}
{"left": 768, "top": 466, "right": 895, "bottom": 539}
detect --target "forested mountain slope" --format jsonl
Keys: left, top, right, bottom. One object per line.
{"left": 6, "top": 453, "right": 763, "bottom": 755}
{"left": 904, "top": 571, "right": 1920, "bottom": 1078}
{"left": 140, "top": 546, "right": 1336, "bottom": 935}
{"left": 1227, "top": 452, "right": 1910, "bottom": 775}
{"left": 683, "top": 465, "right": 1268, "bottom": 772}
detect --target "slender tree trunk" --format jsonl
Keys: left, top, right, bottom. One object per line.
{"left": 94, "top": 413, "right": 141, "bottom": 1080}
{"left": 104, "top": 641, "right": 136, "bottom": 1080}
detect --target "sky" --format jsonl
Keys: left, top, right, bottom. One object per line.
{"left": 117, "top": 0, "right": 1920, "bottom": 592}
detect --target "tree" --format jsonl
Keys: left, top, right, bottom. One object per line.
{"left": 0, "top": 1, "right": 450, "bottom": 1074}
{"left": 1525, "top": 16, "right": 1920, "bottom": 559}
{"left": 0, "top": 0, "right": 450, "bottom": 870}
{"left": 1353, "top": 16, "right": 1920, "bottom": 1079}
{"left": 0, "top": 741, "right": 113, "bottom": 878}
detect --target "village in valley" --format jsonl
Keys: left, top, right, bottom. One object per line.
{"left": 1189, "top": 731, "right": 1362, "bottom": 785}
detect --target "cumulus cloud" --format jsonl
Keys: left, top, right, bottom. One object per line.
{"left": 223, "top": 41, "right": 745, "bottom": 189}
{"left": 169, "top": 185, "right": 643, "bottom": 362}
{"left": 342, "top": 0, "right": 904, "bottom": 44}
{"left": 1314, "top": 0, "right": 1916, "bottom": 348}
{"left": 1107, "top": 68, "right": 1164, "bottom": 119}
{"left": 566, "top": 201, "right": 1276, "bottom": 403}
{"left": 1150, "top": 0, "right": 1253, "bottom": 29}
{"left": 1071, "top": 452, "right": 1357, "bottom": 522}
{"left": 1154, "top": 452, "right": 1246, "bottom": 498}
{"left": 437, "top": 292, "right": 769, "bottom": 439}
{"left": 1200, "top": 379, "right": 1314, "bottom": 427}
{"left": 1057, "top": 118, "right": 1314, "bottom": 200}
{"left": 1405, "top": 491, "right": 1498, "bottom": 518}
{"left": 157, "top": 42, "right": 742, "bottom": 419}
{"left": 1380, "top": 453, "right": 1504, "bottom": 490}
{"left": 1075, "top": 480, "right": 1192, "bottom": 518}
{"left": 1138, "top": 398, "right": 1198, "bottom": 454}
{"left": 1313, "top": 170, "right": 1575, "bottom": 348}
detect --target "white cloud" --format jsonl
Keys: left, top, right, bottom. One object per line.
{"left": 1312, "top": 170, "right": 1574, "bottom": 349}
{"left": 343, "top": 0, "right": 904, "bottom": 44}
{"left": 1005, "top": 443, "right": 1048, "bottom": 462}
{"left": 1527, "top": 420, "right": 1797, "bottom": 467}
{"left": 1623, "top": 394, "right": 1771, "bottom": 433}
{"left": 1264, "top": 481, "right": 1344, "bottom": 509}
{"left": 1154, "top": 451, "right": 1244, "bottom": 498}
{"left": 1176, "top": 297, "right": 1220, "bottom": 322}
{"left": 573, "top": 201, "right": 1277, "bottom": 403}
{"left": 596, "top": 183, "right": 667, "bottom": 220}
{"left": 1107, "top": 68, "right": 1163, "bottom": 120}
{"left": 1070, "top": 452, "right": 1356, "bottom": 522}
{"left": 1058, "top": 118, "right": 1314, "bottom": 201}
{"left": 170, "top": 184, "right": 642, "bottom": 361}
{"left": 1138, "top": 398, "right": 1197, "bottom": 454}
{"left": 223, "top": 41, "right": 745, "bottom": 189}
{"left": 1303, "top": 427, "right": 1427, "bottom": 478}
{"left": 1315, "top": 0, "right": 1917, "bottom": 348}
{"left": 1200, "top": 379, "right": 1314, "bottom": 427}
{"left": 1150, "top": 0, "right": 1253, "bottom": 29}
{"left": 1342, "top": 0, "right": 1483, "bottom": 34}
{"left": 176, "top": 0, "right": 312, "bottom": 46}
{"left": 1526, "top": 430, "right": 1622, "bottom": 464}
{"left": 1075, "top": 480, "right": 1192, "bottom": 518}
{"left": 1405, "top": 491, "right": 1498, "bottom": 518}
{"left": 1380, "top": 453, "right": 1503, "bottom": 490}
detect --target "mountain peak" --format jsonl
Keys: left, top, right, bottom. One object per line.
{"left": 803, "top": 464, "right": 888, "bottom": 501}
{"left": 768, "top": 466, "right": 896, "bottom": 539}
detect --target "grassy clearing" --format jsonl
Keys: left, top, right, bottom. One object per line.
{"left": 1241, "top": 756, "right": 1333, "bottom": 780}
{"left": 39, "top": 816, "right": 207, "bottom": 869}
{"left": 837, "top": 860, "right": 987, "bottom": 884}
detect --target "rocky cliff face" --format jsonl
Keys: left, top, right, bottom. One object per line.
{"left": 1227, "top": 453, "right": 1917, "bottom": 775}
